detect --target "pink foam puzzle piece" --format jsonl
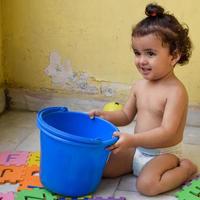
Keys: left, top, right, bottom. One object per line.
{"left": 0, "top": 192, "right": 14, "bottom": 200}
{"left": 0, "top": 151, "right": 29, "bottom": 166}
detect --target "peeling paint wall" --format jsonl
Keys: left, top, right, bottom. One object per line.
{"left": 45, "top": 52, "right": 98, "bottom": 94}
{"left": 2, "top": 1, "right": 200, "bottom": 105}
{"left": 45, "top": 51, "right": 129, "bottom": 97}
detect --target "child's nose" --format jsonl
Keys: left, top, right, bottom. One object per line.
{"left": 139, "top": 56, "right": 148, "bottom": 65}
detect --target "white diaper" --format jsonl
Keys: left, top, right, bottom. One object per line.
{"left": 133, "top": 143, "right": 183, "bottom": 176}
{"left": 133, "top": 148, "right": 155, "bottom": 176}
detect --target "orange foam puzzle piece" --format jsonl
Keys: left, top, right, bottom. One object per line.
{"left": 18, "top": 165, "right": 43, "bottom": 191}
{"left": 0, "top": 165, "right": 25, "bottom": 184}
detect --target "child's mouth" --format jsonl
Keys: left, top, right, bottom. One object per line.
{"left": 140, "top": 67, "right": 152, "bottom": 74}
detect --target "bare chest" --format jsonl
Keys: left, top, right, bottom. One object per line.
{"left": 136, "top": 87, "right": 167, "bottom": 117}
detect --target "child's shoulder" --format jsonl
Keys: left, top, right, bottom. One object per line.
{"left": 132, "top": 79, "right": 147, "bottom": 90}
{"left": 132, "top": 78, "right": 187, "bottom": 95}
{"left": 130, "top": 79, "right": 148, "bottom": 95}
{"left": 166, "top": 78, "right": 188, "bottom": 101}
{"left": 132, "top": 79, "right": 145, "bottom": 86}
{"left": 169, "top": 78, "right": 187, "bottom": 93}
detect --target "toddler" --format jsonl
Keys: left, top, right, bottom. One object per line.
{"left": 89, "top": 3, "right": 197, "bottom": 196}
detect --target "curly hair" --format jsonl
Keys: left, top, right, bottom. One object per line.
{"left": 132, "top": 3, "right": 192, "bottom": 65}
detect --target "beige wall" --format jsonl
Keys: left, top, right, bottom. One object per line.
{"left": 1, "top": 0, "right": 200, "bottom": 105}
{"left": 0, "top": 0, "right": 5, "bottom": 113}
{"left": 0, "top": 0, "right": 3, "bottom": 86}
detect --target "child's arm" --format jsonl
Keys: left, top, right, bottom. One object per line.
{"left": 109, "top": 85, "right": 188, "bottom": 152}
{"left": 88, "top": 85, "right": 137, "bottom": 126}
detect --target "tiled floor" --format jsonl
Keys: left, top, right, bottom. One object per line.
{"left": 0, "top": 109, "right": 199, "bottom": 200}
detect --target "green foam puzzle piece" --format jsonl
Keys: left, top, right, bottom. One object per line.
{"left": 176, "top": 179, "right": 200, "bottom": 200}
{"left": 15, "top": 188, "right": 58, "bottom": 200}
{"left": 176, "top": 191, "right": 200, "bottom": 200}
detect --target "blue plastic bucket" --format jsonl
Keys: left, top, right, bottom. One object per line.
{"left": 37, "top": 107, "right": 118, "bottom": 197}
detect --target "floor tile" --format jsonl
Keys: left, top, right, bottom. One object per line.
{"left": 115, "top": 191, "right": 177, "bottom": 200}
{"left": 0, "top": 126, "right": 36, "bottom": 151}
{"left": 118, "top": 121, "right": 135, "bottom": 133}
{"left": 15, "top": 129, "right": 40, "bottom": 151}
{"left": 182, "top": 143, "right": 200, "bottom": 170}
{"left": 183, "top": 126, "right": 200, "bottom": 145}
{"left": 0, "top": 183, "right": 19, "bottom": 193}
{"left": 0, "top": 109, "right": 199, "bottom": 200}
{"left": 94, "top": 178, "right": 121, "bottom": 196}
{"left": 117, "top": 174, "right": 137, "bottom": 192}
{"left": 187, "top": 107, "right": 200, "bottom": 127}
{"left": 0, "top": 110, "right": 37, "bottom": 129}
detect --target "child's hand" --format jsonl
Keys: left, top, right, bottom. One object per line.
{"left": 107, "top": 132, "right": 134, "bottom": 154}
{"left": 88, "top": 109, "right": 103, "bottom": 119}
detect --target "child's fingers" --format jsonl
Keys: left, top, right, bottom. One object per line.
{"left": 88, "top": 110, "right": 95, "bottom": 116}
{"left": 113, "top": 131, "right": 120, "bottom": 137}
{"left": 106, "top": 132, "right": 120, "bottom": 149}
{"left": 107, "top": 144, "right": 120, "bottom": 154}
{"left": 112, "top": 148, "right": 120, "bottom": 154}
{"left": 107, "top": 145, "right": 113, "bottom": 151}
{"left": 89, "top": 113, "right": 95, "bottom": 119}
{"left": 107, "top": 145, "right": 116, "bottom": 151}
{"left": 106, "top": 132, "right": 121, "bottom": 151}
{"left": 88, "top": 109, "right": 100, "bottom": 119}
{"left": 107, "top": 140, "right": 119, "bottom": 150}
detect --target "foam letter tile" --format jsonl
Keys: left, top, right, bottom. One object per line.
{"left": 0, "top": 165, "right": 25, "bottom": 184}
{"left": 17, "top": 165, "right": 43, "bottom": 191}
{"left": 16, "top": 188, "right": 58, "bottom": 200}
{"left": 91, "top": 197, "right": 126, "bottom": 200}
{"left": 107, "top": 198, "right": 126, "bottom": 200}
{"left": 77, "top": 195, "right": 93, "bottom": 199}
{"left": 0, "top": 151, "right": 29, "bottom": 166}
{"left": 0, "top": 192, "right": 14, "bottom": 200}
{"left": 176, "top": 179, "right": 200, "bottom": 200}
{"left": 27, "top": 152, "right": 40, "bottom": 166}
{"left": 58, "top": 194, "right": 93, "bottom": 200}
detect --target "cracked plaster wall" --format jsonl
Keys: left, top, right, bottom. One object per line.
{"left": 45, "top": 52, "right": 130, "bottom": 98}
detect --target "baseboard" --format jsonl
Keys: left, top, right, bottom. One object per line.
{"left": 6, "top": 88, "right": 108, "bottom": 112}
{"left": 6, "top": 88, "right": 200, "bottom": 127}
{"left": 0, "top": 88, "right": 5, "bottom": 114}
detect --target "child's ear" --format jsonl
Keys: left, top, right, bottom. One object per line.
{"left": 171, "top": 50, "right": 181, "bottom": 66}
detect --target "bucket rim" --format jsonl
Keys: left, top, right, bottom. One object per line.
{"left": 40, "top": 127, "right": 107, "bottom": 148}
{"left": 37, "top": 106, "right": 119, "bottom": 145}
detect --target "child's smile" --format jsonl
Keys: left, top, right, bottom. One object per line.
{"left": 140, "top": 66, "right": 152, "bottom": 76}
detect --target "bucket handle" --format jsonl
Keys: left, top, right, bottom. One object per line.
{"left": 102, "top": 136, "right": 119, "bottom": 148}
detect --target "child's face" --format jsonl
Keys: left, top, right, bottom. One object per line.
{"left": 132, "top": 34, "right": 177, "bottom": 81}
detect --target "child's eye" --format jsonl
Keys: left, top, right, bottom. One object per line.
{"left": 147, "top": 51, "right": 156, "bottom": 56}
{"left": 133, "top": 50, "right": 141, "bottom": 56}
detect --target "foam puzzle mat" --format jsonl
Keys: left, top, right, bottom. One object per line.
{"left": 0, "top": 151, "right": 126, "bottom": 200}
{"left": 175, "top": 174, "right": 200, "bottom": 200}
